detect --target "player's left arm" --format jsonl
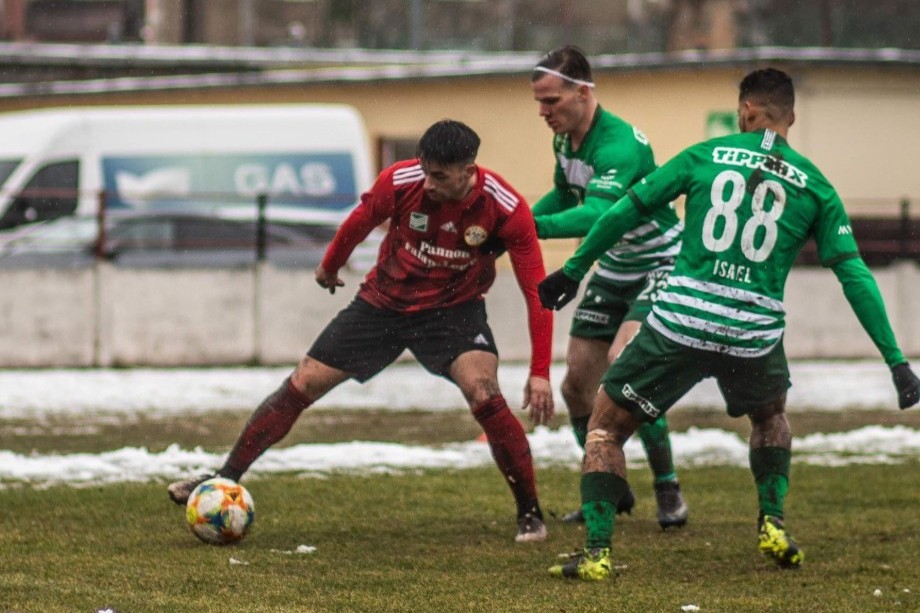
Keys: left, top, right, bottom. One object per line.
{"left": 818, "top": 186, "right": 920, "bottom": 409}
{"left": 831, "top": 256, "right": 919, "bottom": 408}
{"left": 501, "top": 203, "right": 555, "bottom": 424}
{"left": 831, "top": 256, "right": 903, "bottom": 366}
{"left": 317, "top": 175, "right": 394, "bottom": 292}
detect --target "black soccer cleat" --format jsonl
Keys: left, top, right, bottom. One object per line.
{"left": 654, "top": 480, "right": 688, "bottom": 529}
{"left": 560, "top": 486, "right": 635, "bottom": 523}
{"left": 166, "top": 473, "right": 213, "bottom": 506}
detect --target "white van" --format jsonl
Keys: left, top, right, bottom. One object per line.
{"left": 0, "top": 104, "right": 374, "bottom": 229}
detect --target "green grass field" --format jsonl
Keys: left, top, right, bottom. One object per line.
{"left": 1, "top": 408, "right": 918, "bottom": 612}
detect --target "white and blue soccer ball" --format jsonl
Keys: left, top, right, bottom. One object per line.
{"left": 185, "top": 477, "right": 255, "bottom": 545}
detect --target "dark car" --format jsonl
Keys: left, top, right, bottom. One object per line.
{"left": 0, "top": 212, "right": 342, "bottom": 268}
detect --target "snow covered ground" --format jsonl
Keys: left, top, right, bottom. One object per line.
{"left": 1, "top": 361, "right": 918, "bottom": 488}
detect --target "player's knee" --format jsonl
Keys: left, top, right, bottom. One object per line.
{"left": 585, "top": 428, "right": 613, "bottom": 446}
{"left": 459, "top": 376, "right": 501, "bottom": 408}
{"left": 560, "top": 375, "right": 592, "bottom": 413}
{"left": 748, "top": 395, "right": 791, "bottom": 447}
{"left": 585, "top": 425, "right": 634, "bottom": 448}
{"left": 747, "top": 394, "right": 787, "bottom": 426}
{"left": 588, "top": 399, "right": 639, "bottom": 443}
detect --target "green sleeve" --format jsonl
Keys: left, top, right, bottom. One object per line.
{"left": 531, "top": 188, "right": 576, "bottom": 217}
{"left": 534, "top": 191, "right": 619, "bottom": 239}
{"left": 561, "top": 150, "right": 689, "bottom": 280}
{"left": 831, "top": 257, "right": 905, "bottom": 367}
{"left": 562, "top": 193, "right": 645, "bottom": 280}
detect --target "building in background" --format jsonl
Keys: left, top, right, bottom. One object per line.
{"left": 0, "top": 1, "right": 918, "bottom": 52}
{"left": 0, "top": 1, "right": 917, "bottom": 267}
{"left": 0, "top": 1, "right": 918, "bottom": 367}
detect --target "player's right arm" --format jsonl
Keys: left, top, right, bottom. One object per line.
{"left": 530, "top": 185, "right": 577, "bottom": 217}
{"left": 316, "top": 168, "right": 396, "bottom": 292}
{"left": 534, "top": 145, "right": 645, "bottom": 239}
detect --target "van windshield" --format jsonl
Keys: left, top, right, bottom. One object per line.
{"left": 0, "top": 159, "right": 20, "bottom": 187}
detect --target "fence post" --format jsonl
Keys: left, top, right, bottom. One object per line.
{"left": 900, "top": 198, "right": 910, "bottom": 261}
{"left": 253, "top": 192, "right": 268, "bottom": 365}
{"left": 95, "top": 190, "right": 107, "bottom": 260}
{"left": 256, "top": 192, "right": 267, "bottom": 262}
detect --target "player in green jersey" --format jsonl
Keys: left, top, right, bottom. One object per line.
{"left": 530, "top": 45, "right": 688, "bottom": 528}
{"left": 538, "top": 67, "right": 920, "bottom": 580}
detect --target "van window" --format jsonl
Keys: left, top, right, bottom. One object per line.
{"left": 0, "top": 160, "right": 79, "bottom": 228}
{"left": 0, "top": 159, "right": 20, "bottom": 187}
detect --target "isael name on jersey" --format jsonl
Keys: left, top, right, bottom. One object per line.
{"left": 713, "top": 258, "right": 752, "bottom": 283}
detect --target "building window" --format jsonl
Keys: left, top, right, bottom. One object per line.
{"left": 377, "top": 137, "right": 419, "bottom": 172}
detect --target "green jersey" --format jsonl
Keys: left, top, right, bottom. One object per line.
{"left": 565, "top": 128, "right": 903, "bottom": 363}
{"left": 533, "top": 107, "right": 683, "bottom": 282}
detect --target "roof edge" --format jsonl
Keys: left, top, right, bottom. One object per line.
{"left": 0, "top": 45, "right": 917, "bottom": 99}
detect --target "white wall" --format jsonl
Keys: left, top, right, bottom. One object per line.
{"left": 0, "top": 263, "right": 918, "bottom": 368}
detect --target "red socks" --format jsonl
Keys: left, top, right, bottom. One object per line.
{"left": 472, "top": 395, "right": 540, "bottom": 517}
{"left": 220, "top": 378, "right": 313, "bottom": 480}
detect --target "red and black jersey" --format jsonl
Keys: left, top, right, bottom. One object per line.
{"left": 320, "top": 159, "right": 552, "bottom": 379}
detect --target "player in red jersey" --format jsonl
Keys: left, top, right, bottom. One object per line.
{"left": 168, "top": 120, "right": 555, "bottom": 542}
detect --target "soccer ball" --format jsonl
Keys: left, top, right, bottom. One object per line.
{"left": 185, "top": 477, "right": 255, "bottom": 545}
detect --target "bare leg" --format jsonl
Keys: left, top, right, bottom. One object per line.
{"left": 747, "top": 395, "right": 792, "bottom": 520}
{"left": 747, "top": 394, "right": 803, "bottom": 567}
{"left": 584, "top": 390, "right": 642, "bottom": 478}
{"left": 561, "top": 336, "right": 610, "bottom": 447}
{"left": 610, "top": 321, "right": 677, "bottom": 482}
{"left": 579, "top": 389, "right": 642, "bottom": 549}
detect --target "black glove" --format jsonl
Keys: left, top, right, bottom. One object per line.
{"left": 891, "top": 362, "right": 920, "bottom": 410}
{"left": 538, "top": 268, "right": 580, "bottom": 310}
{"left": 479, "top": 234, "right": 506, "bottom": 257}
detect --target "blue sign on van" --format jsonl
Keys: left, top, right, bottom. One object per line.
{"left": 101, "top": 153, "right": 357, "bottom": 211}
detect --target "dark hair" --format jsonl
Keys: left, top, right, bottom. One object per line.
{"left": 739, "top": 68, "right": 795, "bottom": 118}
{"left": 531, "top": 44, "right": 593, "bottom": 84}
{"left": 416, "top": 119, "right": 480, "bottom": 165}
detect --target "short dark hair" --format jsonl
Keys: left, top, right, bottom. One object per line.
{"left": 532, "top": 44, "right": 593, "bottom": 84}
{"left": 739, "top": 68, "right": 795, "bottom": 119}
{"left": 416, "top": 119, "right": 480, "bottom": 165}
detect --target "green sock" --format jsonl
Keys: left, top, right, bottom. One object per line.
{"left": 571, "top": 415, "right": 590, "bottom": 450}
{"left": 749, "top": 446, "right": 791, "bottom": 519}
{"left": 637, "top": 416, "right": 677, "bottom": 483}
{"left": 580, "top": 471, "right": 630, "bottom": 549}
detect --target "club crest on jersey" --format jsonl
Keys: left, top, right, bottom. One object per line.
{"left": 464, "top": 225, "right": 488, "bottom": 247}
{"left": 409, "top": 212, "right": 429, "bottom": 232}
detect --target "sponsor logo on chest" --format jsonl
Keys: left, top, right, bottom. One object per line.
{"left": 409, "top": 212, "right": 429, "bottom": 232}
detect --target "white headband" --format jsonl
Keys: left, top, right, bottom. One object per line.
{"left": 533, "top": 66, "right": 595, "bottom": 88}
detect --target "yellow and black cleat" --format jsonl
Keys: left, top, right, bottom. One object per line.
{"left": 548, "top": 547, "right": 612, "bottom": 581}
{"left": 758, "top": 515, "right": 804, "bottom": 568}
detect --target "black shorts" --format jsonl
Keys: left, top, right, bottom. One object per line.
{"left": 307, "top": 297, "right": 498, "bottom": 382}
